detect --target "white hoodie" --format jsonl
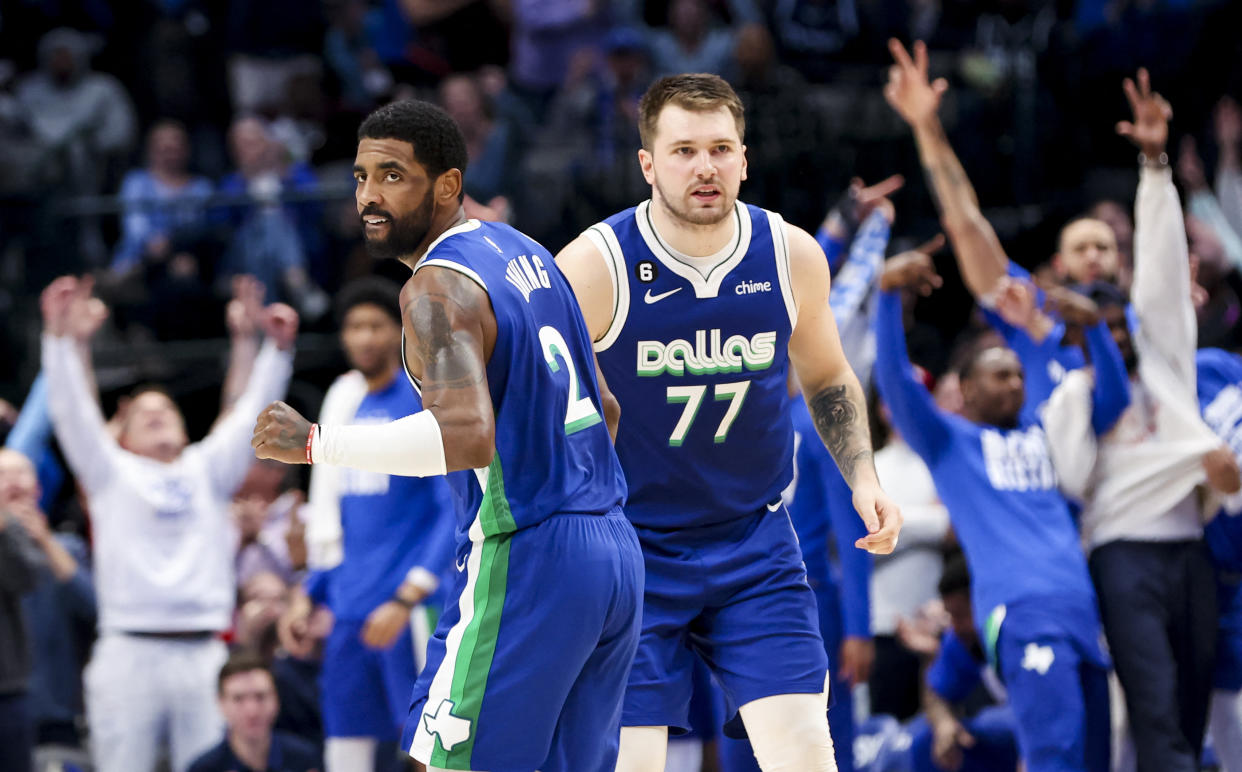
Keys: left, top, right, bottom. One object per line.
{"left": 1043, "top": 165, "right": 1221, "bottom": 550}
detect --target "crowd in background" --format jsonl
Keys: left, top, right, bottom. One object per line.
{"left": 4, "top": 0, "right": 1242, "bottom": 771}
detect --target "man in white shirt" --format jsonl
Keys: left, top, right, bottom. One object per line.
{"left": 40, "top": 276, "right": 297, "bottom": 772}
{"left": 1041, "top": 71, "right": 1242, "bottom": 772}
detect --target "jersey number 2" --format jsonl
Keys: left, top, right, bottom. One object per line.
{"left": 540, "top": 326, "right": 602, "bottom": 435}
{"left": 666, "top": 382, "right": 750, "bottom": 446}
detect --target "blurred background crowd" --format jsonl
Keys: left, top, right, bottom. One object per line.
{"left": 3, "top": 0, "right": 1242, "bottom": 771}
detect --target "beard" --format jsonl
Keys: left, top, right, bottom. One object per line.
{"left": 653, "top": 175, "right": 735, "bottom": 227}
{"left": 362, "top": 191, "right": 435, "bottom": 262}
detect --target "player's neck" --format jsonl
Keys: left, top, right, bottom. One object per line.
{"left": 227, "top": 730, "right": 271, "bottom": 770}
{"left": 649, "top": 195, "right": 736, "bottom": 258}
{"left": 399, "top": 206, "right": 469, "bottom": 270}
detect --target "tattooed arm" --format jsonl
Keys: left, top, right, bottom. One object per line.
{"left": 403, "top": 266, "right": 498, "bottom": 470}
{"left": 253, "top": 266, "right": 498, "bottom": 474}
{"left": 884, "top": 39, "right": 1009, "bottom": 299}
{"left": 786, "top": 224, "right": 902, "bottom": 554}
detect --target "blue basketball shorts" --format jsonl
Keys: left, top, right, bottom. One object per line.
{"left": 624, "top": 502, "right": 829, "bottom": 737}
{"left": 322, "top": 614, "right": 433, "bottom": 740}
{"left": 404, "top": 510, "right": 643, "bottom": 772}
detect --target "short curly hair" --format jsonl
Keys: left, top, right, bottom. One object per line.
{"left": 358, "top": 100, "right": 469, "bottom": 199}
{"left": 335, "top": 275, "right": 402, "bottom": 327}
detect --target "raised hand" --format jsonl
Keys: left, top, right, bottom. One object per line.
{"left": 226, "top": 275, "right": 266, "bottom": 339}
{"left": 884, "top": 39, "right": 948, "bottom": 130}
{"left": 260, "top": 303, "right": 300, "bottom": 351}
{"left": 66, "top": 276, "right": 108, "bottom": 342}
{"left": 879, "top": 235, "right": 946, "bottom": 294}
{"left": 1116, "top": 68, "right": 1172, "bottom": 158}
{"left": 40, "top": 276, "right": 79, "bottom": 336}
{"left": 1044, "top": 285, "right": 1101, "bottom": 327}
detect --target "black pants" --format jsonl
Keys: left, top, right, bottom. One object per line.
{"left": 0, "top": 691, "right": 32, "bottom": 772}
{"left": 1089, "top": 540, "right": 1217, "bottom": 772}
{"left": 869, "top": 634, "right": 923, "bottom": 721}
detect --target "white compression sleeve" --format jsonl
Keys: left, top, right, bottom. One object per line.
{"left": 311, "top": 410, "right": 448, "bottom": 477}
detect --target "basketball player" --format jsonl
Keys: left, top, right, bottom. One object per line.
{"left": 280, "top": 277, "right": 457, "bottom": 772}
{"left": 251, "top": 99, "right": 643, "bottom": 772}
{"left": 555, "top": 73, "right": 902, "bottom": 771}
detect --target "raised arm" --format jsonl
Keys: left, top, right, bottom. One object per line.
{"left": 786, "top": 225, "right": 901, "bottom": 554}
{"left": 199, "top": 304, "right": 297, "bottom": 495}
{"left": 40, "top": 277, "right": 118, "bottom": 496}
{"left": 254, "top": 266, "right": 498, "bottom": 476}
{"left": 885, "top": 39, "right": 1009, "bottom": 299}
{"left": 1119, "top": 70, "right": 1197, "bottom": 392}
{"left": 872, "top": 250, "right": 955, "bottom": 465}
{"left": 219, "top": 275, "right": 266, "bottom": 414}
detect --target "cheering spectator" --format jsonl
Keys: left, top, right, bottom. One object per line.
{"left": 874, "top": 229, "right": 1123, "bottom": 771}
{"left": 1044, "top": 72, "right": 1241, "bottom": 772}
{"left": 0, "top": 450, "right": 48, "bottom": 772}
{"left": 2, "top": 447, "right": 96, "bottom": 751}
{"left": 41, "top": 275, "right": 296, "bottom": 772}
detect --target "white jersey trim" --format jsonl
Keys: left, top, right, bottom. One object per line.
{"left": 414, "top": 258, "right": 488, "bottom": 292}
{"left": 584, "top": 223, "right": 630, "bottom": 353}
{"left": 418, "top": 219, "right": 482, "bottom": 261}
{"left": 767, "top": 212, "right": 798, "bottom": 329}
{"left": 634, "top": 199, "right": 752, "bottom": 298}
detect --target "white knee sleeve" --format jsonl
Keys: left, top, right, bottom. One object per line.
{"left": 325, "top": 736, "right": 376, "bottom": 772}
{"left": 738, "top": 691, "right": 837, "bottom": 772}
{"left": 615, "top": 725, "right": 669, "bottom": 772}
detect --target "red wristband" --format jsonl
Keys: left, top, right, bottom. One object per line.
{"left": 306, "top": 424, "right": 317, "bottom": 464}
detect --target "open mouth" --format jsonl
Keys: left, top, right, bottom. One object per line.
{"left": 691, "top": 187, "right": 721, "bottom": 203}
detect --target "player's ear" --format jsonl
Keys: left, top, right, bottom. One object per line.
{"left": 638, "top": 148, "right": 655, "bottom": 185}
{"left": 740, "top": 144, "right": 748, "bottom": 182}
{"left": 436, "top": 169, "right": 463, "bottom": 205}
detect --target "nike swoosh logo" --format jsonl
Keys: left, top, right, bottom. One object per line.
{"left": 455, "top": 555, "right": 468, "bottom": 572}
{"left": 644, "top": 287, "right": 683, "bottom": 304}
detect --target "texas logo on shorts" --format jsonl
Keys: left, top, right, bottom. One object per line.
{"left": 423, "top": 698, "right": 472, "bottom": 751}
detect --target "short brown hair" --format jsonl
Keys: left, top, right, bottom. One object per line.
{"left": 638, "top": 73, "right": 745, "bottom": 150}
{"left": 217, "top": 650, "right": 273, "bottom": 694}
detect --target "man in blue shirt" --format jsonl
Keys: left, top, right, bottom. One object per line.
{"left": 874, "top": 247, "right": 1125, "bottom": 772}
{"left": 187, "top": 653, "right": 322, "bottom": 772}
{"left": 1196, "top": 347, "right": 1242, "bottom": 767}
{"left": 278, "top": 277, "right": 455, "bottom": 772}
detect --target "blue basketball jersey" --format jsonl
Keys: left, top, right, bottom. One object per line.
{"left": 588, "top": 200, "right": 797, "bottom": 529}
{"left": 404, "top": 220, "right": 626, "bottom": 538}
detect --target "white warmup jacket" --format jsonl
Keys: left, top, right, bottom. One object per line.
{"left": 44, "top": 336, "right": 293, "bottom": 632}
{"left": 1043, "top": 165, "right": 1222, "bottom": 550}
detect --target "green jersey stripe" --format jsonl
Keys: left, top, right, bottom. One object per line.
{"left": 478, "top": 454, "right": 518, "bottom": 536}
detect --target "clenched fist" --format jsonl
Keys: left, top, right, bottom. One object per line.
{"left": 252, "top": 401, "right": 313, "bottom": 464}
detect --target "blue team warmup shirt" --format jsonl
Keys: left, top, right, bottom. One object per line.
{"left": 874, "top": 289, "right": 1105, "bottom": 642}
{"left": 1196, "top": 347, "right": 1242, "bottom": 691}
{"left": 312, "top": 374, "right": 457, "bottom": 619}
